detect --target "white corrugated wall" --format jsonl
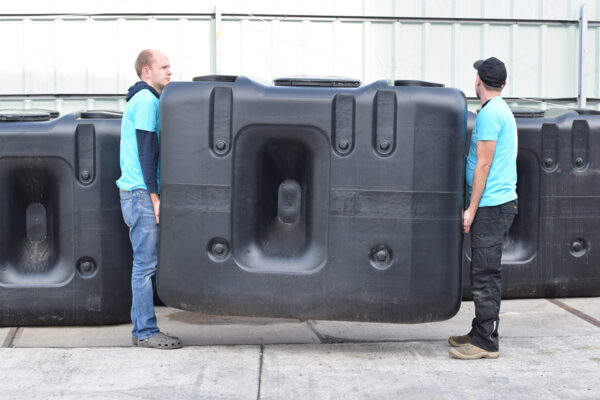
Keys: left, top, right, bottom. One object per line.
{"left": 1, "top": 0, "right": 599, "bottom": 113}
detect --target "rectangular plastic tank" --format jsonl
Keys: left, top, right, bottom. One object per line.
{"left": 462, "top": 109, "right": 600, "bottom": 298}
{"left": 0, "top": 111, "right": 132, "bottom": 326}
{"left": 158, "top": 76, "right": 467, "bottom": 323}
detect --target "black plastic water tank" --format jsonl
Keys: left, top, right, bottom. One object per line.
{"left": 158, "top": 76, "right": 467, "bottom": 323}
{"left": 462, "top": 108, "right": 600, "bottom": 298}
{"left": 0, "top": 112, "right": 132, "bottom": 326}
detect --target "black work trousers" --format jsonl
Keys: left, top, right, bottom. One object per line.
{"left": 468, "top": 199, "right": 518, "bottom": 352}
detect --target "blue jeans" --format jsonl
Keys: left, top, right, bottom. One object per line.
{"left": 119, "top": 189, "right": 160, "bottom": 340}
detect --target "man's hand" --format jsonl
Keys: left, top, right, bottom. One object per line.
{"left": 150, "top": 193, "right": 160, "bottom": 224}
{"left": 463, "top": 208, "right": 476, "bottom": 233}
{"left": 464, "top": 140, "right": 495, "bottom": 234}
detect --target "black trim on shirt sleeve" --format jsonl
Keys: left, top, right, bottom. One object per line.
{"left": 136, "top": 129, "right": 159, "bottom": 194}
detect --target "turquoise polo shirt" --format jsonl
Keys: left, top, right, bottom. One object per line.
{"left": 466, "top": 96, "right": 518, "bottom": 207}
{"left": 116, "top": 89, "right": 161, "bottom": 193}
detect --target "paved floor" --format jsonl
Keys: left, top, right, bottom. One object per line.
{"left": 1, "top": 298, "right": 599, "bottom": 399}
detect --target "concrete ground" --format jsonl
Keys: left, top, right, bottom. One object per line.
{"left": 1, "top": 298, "right": 599, "bottom": 400}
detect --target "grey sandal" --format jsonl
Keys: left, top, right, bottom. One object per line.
{"left": 135, "top": 332, "right": 182, "bottom": 349}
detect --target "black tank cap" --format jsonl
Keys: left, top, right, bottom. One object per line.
{"left": 394, "top": 80, "right": 444, "bottom": 87}
{"left": 510, "top": 107, "right": 545, "bottom": 118}
{"left": 0, "top": 109, "right": 59, "bottom": 122}
{"left": 193, "top": 75, "right": 239, "bottom": 82}
{"left": 274, "top": 76, "right": 361, "bottom": 88}
{"left": 573, "top": 108, "right": 600, "bottom": 116}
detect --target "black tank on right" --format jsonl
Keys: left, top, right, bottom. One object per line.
{"left": 463, "top": 108, "right": 600, "bottom": 299}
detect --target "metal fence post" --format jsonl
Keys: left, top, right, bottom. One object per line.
{"left": 210, "top": 6, "right": 221, "bottom": 75}
{"left": 578, "top": 3, "right": 587, "bottom": 109}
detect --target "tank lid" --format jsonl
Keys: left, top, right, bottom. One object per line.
{"left": 573, "top": 108, "right": 600, "bottom": 116}
{"left": 394, "top": 80, "right": 444, "bottom": 87}
{"left": 274, "top": 76, "right": 361, "bottom": 88}
{"left": 0, "top": 109, "right": 59, "bottom": 122}
{"left": 193, "top": 75, "right": 239, "bottom": 82}
{"left": 510, "top": 107, "right": 545, "bottom": 118}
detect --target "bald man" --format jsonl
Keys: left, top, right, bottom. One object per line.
{"left": 116, "top": 49, "right": 181, "bottom": 349}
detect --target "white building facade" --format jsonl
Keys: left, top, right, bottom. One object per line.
{"left": 1, "top": 0, "right": 599, "bottom": 112}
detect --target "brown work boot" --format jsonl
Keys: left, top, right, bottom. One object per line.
{"left": 449, "top": 344, "right": 499, "bottom": 359}
{"left": 448, "top": 334, "right": 471, "bottom": 347}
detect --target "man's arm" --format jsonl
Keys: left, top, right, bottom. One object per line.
{"left": 463, "top": 140, "right": 496, "bottom": 233}
{"left": 136, "top": 129, "right": 160, "bottom": 223}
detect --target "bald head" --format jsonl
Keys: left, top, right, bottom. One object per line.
{"left": 135, "top": 49, "right": 156, "bottom": 78}
{"left": 134, "top": 49, "right": 172, "bottom": 93}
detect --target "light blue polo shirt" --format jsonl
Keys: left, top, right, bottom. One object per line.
{"left": 465, "top": 96, "right": 518, "bottom": 207}
{"left": 116, "top": 89, "right": 161, "bottom": 192}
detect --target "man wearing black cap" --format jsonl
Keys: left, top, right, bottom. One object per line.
{"left": 449, "top": 57, "right": 518, "bottom": 359}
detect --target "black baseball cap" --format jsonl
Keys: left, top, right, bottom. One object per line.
{"left": 473, "top": 57, "right": 507, "bottom": 88}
